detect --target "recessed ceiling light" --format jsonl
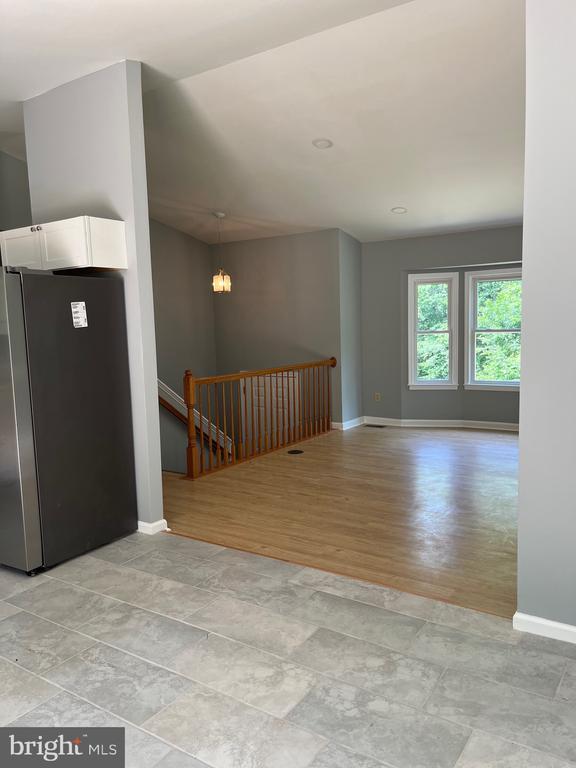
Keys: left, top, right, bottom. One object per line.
{"left": 391, "top": 206, "right": 408, "bottom": 215}
{"left": 312, "top": 138, "right": 333, "bottom": 149}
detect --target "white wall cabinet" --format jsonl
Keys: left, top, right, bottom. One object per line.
{"left": 0, "top": 216, "right": 127, "bottom": 271}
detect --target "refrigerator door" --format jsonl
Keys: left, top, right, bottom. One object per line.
{"left": 0, "top": 270, "right": 43, "bottom": 571}
{"left": 21, "top": 272, "right": 137, "bottom": 566}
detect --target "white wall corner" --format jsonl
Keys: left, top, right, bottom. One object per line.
{"left": 513, "top": 612, "right": 576, "bottom": 646}
{"left": 138, "top": 519, "right": 170, "bottom": 535}
{"left": 332, "top": 417, "right": 365, "bottom": 431}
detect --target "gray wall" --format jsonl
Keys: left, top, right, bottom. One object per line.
{"left": 150, "top": 219, "right": 217, "bottom": 472}
{"left": 24, "top": 61, "right": 164, "bottom": 525}
{"left": 362, "top": 225, "right": 523, "bottom": 423}
{"left": 338, "top": 231, "right": 363, "bottom": 423}
{"left": 517, "top": 0, "right": 576, "bottom": 628}
{"left": 212, "top": 229, "right": 344, "bottom": 420}
{"left": 151, "top": 223, "right": 522, "bottom": 473}
{"left": 0, "top": 151, "right": 32, "bottom": 231}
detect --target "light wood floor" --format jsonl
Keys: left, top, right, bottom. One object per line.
{"left": 163, "top": 426, "right": 518, "bottom": 618}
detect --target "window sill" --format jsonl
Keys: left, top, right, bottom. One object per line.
{"left": 409, "top": 384, "right": 459, "bottom": 391}
{"left": 464, "top": 384, "right": 519, "bottom": 392}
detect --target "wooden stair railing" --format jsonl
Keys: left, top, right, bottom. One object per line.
{"left": 159, "top": 395, "right": 187, "bottom": 425}
{"left": 183, "top": 357, "right": 337, "bottom": 479}
{"left": 158, "top": 380, "right": 232, "bottom": 457}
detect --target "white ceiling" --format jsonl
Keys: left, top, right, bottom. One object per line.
{"left": 0, "top": 0, "right": 409, "bottom": 135}
{"left": 1, "top": 0, "right": 525, "bottom": 243}
{"left": 144, "top": 0, "right": 525, "bottom": 243}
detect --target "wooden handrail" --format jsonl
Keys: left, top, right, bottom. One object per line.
{"left": 183, "top": 357, "right": 337, "bottom": 479}
{"left": 187, "top": 357, "right": 337, "bottom": 387}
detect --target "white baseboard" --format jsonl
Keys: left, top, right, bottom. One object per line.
{"left": 138, "top": 519, "right": 170, "bottom": 535}
{"left": 364, "top": 416, "right": 519, "bottom": 432}
{"left": 513, "top": 612, "right": 576, "bottom": 645}
{"left": 331, "top": 417, "right": 365, "bottom": 431}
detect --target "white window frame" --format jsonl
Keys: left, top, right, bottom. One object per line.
{"left": 464, "top": 268, "right": 521, "bottom": 392}
{"left": 408, "top": 272, "right": 459, "bottom": 390}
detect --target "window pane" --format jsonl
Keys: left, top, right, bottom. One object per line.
{"left": 475, "top": 332, "right": 521, "bottom": 382}
{"left": 417, "top": 282, "right": 449, "bottom": 331}
{"left": 417, "top": 333, "right": 450, "bottom": 381}
{"left": 476, "top": 279, "right": 522, "bottom": 330}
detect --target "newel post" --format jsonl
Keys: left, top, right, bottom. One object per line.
{"left": 328, "top": 357, "right": 337, "bottom": 431}
{"left": 183, "top": 370, "right": 200, "bottom": 478}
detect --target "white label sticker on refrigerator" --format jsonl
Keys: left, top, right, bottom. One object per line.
{"left": 71, "top": 301, "right": 88, "bottom": 328}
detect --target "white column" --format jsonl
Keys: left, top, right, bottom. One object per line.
{"left": 515, "top": 0, "right": 576, "bottom": 639}
{"left": 24, "top": 61, "right": 164, "bottom": 529}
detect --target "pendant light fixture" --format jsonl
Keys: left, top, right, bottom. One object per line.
{"left": 212, "top": 211, "right": 231, "bottom": 293}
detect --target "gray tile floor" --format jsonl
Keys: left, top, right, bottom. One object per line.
{"left": 0, "top": 532, "right": 575, "bottom": 768}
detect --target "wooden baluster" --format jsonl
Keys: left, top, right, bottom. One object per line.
{"left": 250, "top": 377, "right": 256, "bottom": 457}
{"left": 229, "top": 380, "right": 236, "bottom": 463}
{"left": 303, "top": 368, "right": 308, "bottom": 437}
{"left": 287, "top": 370, "right": 292, "bottom": 444}
{"left": 317, "top": 366, "right": 322, "bottom": 433}
{"left": 198, "top": 383, "right": 204, "bottom": 474}
{"left": 183, "top": 370, "right": 200, "bottom": 478}
{"left": 206, "top": 382, "right": 213, "bottom": 470}
{"left": 328, "top": 363, "right": 332, "bottom": 430}
{"left": 313, "top": 366, "right": 317, "bottom": 435}
{"left": 285, "top": 372, "right": 290, "bottom": 444}
{"left": 256, "top": 376, "right": 262, "bottom": 453}
{"left": 268, "top": 372, "right": 274, "bottom": 449}
{"left": 297, "top": 370, "right": 302, "bottom": 440}
{"left": 311, "top": 367, "right": 315, "bottom": 436}
{"left": 322, "top": 365, "right": 329, "bottom": 432}
{"left": 293, "top": 370, "right": 297, "bottom": 441}
{"left": 236, "top": 380, "right": 243, "bottom": 460}
{"left": 263, "top": 375, "right": 269, "bottom": 451}
{"left": 274, "top": 371, "right": 280, "bottom": 448}
{"left": 318, "top": 367, "right": 323, "bottom": 433}
{"left": 326, "top": 365, "right": 330, "bottom": 431}
{"left": 222, "top": 381, "right": 228, "bottom": 466}
{"left": 243, "top": 378, "right": 249, "bottom": 458}
{"left": 280, "top": 371, "right": 285, "bottom": 445}
{"left": 310, "top": 367, "right": 314, "bottom": 436}
{"left": 214, "top": 383, "right": 221, "bottom": 468}
{"left": 300, "top": 368, "right": 307, "bottom": 440}
{"left": 278, "top": 372, "right": 283, "bottom": 446}
{"left": 309, "top": 367, "right": 313, "bottom": 437}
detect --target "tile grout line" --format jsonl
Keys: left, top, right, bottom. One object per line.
{"left": 0, "top": 654, "right": 211, "bottom": 768}
{"left": 418, "top": 662, "right": 452, "bottom": 713}
{"left": 2, "top": 595, "right": 568, "bottom": 766}
{"left": 44, "top": 544, "right": 521, "bottom": 649}
{"left": 451, "top": 727, "right": 475, "bottom": 768}
{"left": 553, "top": 662, "right": 570, "bottom": 703}
{"left": 286, "top": 574, "right": 519, "bottom": 641}
{"left": 0, "top": 599, "right": 471, "bottom": 741}
{"left": 115, "top": 541, "right": 308, "bottom": 583}
{"left": 52, "top": 540, "right": 520, "bottom": 643}
{"left": 42, "top": 571, "right": 223, "bottom": 621}
{"left": 3, "top": 546, "right": 575, "bottom": 761}
{"left": 13, "top": 574, "right": 568, "bottom": 705}
{"left": 1, "top": 637, "right": 340, "bottom": 768}
{"left": 5, "top": 576, "right": 568, "bottom": 759}
{"left": 7, "top": 634, "right": 574, "bottom": 768}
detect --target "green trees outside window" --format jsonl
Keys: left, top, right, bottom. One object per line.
{"left": 473, "top": 279, "right": 521, "bottom": 383}
{"left": 410, "top": 270, "right": 521, "bottom": 389}
{"left": 416, "top": 281, "right": 451, "bottom": 381}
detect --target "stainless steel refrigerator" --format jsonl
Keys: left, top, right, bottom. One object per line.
{"left": 0, "top": 268, "right": 138, "bottom": 573}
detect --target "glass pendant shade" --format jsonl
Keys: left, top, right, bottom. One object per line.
{"left": 212, "top": 268, "right": 231, "bottom": 293}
